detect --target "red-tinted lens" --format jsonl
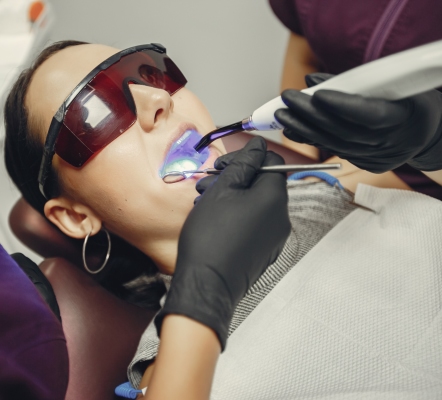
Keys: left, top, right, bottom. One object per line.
{"left": 136, "top": 50, "right": 187, "bottom": 94}
{"left": 55, "top": 124, "right": 94, "bottom": 167}
{"left": 55, "top": 48, "right": 187, "bottom": 167}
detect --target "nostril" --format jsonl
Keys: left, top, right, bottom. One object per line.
{"left": 154, "top": 108, "right": 164, "bottom": 123}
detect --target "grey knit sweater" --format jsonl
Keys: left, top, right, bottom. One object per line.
{"left": 128, "top": 180, "right": 356, "bottom": 387}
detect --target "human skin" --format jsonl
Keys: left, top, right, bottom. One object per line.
{"left": 25, "top": 41, "right": 412, "bottom": 273}
{"left": 26, "top": 43, "right": 226, "bottom": 275}
{"left": 280, "top": 32, "right": 320, "bottom": 159}
{"left": 24, "top": 43, "right": 413, "bottom": 399}
{"left": 24, "top": 43, "right": 227, "bottom": 399}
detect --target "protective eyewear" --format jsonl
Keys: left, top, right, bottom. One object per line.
{"left": 38, "top": 43, "right": 187, "bottom": 198}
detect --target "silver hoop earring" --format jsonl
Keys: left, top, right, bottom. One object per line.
{"left": 82, "top": 228, "right": 111, "bottom": 274}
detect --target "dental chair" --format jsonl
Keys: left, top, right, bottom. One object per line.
{"left": 8, "top": 133, "right": 315, "bottom": 400}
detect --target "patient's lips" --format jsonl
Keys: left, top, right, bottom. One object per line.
{"left": 159, "top": 129, "right": 210, "bottom": 182}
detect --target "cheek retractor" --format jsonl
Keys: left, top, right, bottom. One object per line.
{"left": 159, "top": 129, "right": 210, "bottom": 181}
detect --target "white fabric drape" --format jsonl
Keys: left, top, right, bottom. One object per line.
{"left": 212, "top": 184, "right": 442, "bottom": 400}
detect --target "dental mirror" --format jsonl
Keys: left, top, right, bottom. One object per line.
{"left": 162, "top": 171, "right": 201, "bottom": 184}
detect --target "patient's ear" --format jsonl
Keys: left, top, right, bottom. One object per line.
{"left": 44, "top": 197, "right": 102, "bottom": 239}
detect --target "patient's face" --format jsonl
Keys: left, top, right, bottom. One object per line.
{"left": 26, "top": 44, "right": 225, "bottom": 272}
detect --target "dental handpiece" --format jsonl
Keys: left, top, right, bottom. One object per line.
{"left": 162, "top": 163, "right": 341, "bottom": 183}
{"left": 194, "top": 39, "right": 442, "bottom": 152}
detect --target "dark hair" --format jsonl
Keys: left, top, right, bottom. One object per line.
{"left": 4, "top": 40, "right": 83, "bottom": 214}
{"left": 4, "top": 40, "right": 165, "bottom": 309}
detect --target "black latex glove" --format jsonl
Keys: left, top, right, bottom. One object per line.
{"left": 156, "top": 137, "right": 291, "bottom": 350}
{"left": 194, "top": 140, "right": 285, "bottom": 198}
{"left": 275, "top": 72, "right": 442, "bottom": 173}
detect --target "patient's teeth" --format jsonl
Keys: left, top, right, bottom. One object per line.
{"left": 164, "top": 159, "right": 198, "bottom": 173}
{"left": 159, "top": 129, "right": 210, "bottom": 180}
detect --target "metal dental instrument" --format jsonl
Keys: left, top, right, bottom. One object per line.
{"left": 162, "top": 163, "right": 341, "bottom": 183}
{"left": 194, "top": 39, "right": 442, "bottom": 152}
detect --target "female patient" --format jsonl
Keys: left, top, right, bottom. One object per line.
{"left": 4, "top": 40, "right": 294, "bottom": 399}
{"left": 4, "top": 41, "right": 441, "bottom": 399}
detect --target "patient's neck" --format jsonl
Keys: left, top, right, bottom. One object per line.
{"left": 140, "top": 238, "right": 177, "bottom": 276}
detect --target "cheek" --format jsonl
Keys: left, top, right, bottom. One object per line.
{"left": 99, "top": 179, "right": 199, "bottom": 240}
{"left": 172, "top": 89, "right": 216, "bottom": 133}
{"left": 88, "top": 127, "right": 159, "bottom": 183}
{"left": 61, "top": 140, "right": 199, "bottom": 235}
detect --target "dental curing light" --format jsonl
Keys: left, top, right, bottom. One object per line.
{"left": 194, "top": 39, "right": 442, "bottom": 152}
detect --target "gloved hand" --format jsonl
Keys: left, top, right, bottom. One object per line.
{"left": 275, "top": 73, "right": 442, "bottom": 173}
{"left": 156, "top": 137, "right": 291, "bottom": 350}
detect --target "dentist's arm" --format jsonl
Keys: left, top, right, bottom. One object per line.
{"left": 281, "top": 33, "right": 319, "bottom": 92}
{"left": 280, "top": 32, "right": 320, "bottom": 160}
{"left": 144, "top": 315, "right": 220, "bottom": 400}
{"left": 144, "top": 137, "right": 291, "bottom": 399}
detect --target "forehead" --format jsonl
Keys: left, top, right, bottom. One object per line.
{"left": 26, "top": 44, "right": 119, "bottom": 138}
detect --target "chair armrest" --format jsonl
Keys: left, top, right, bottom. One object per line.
{"left": 41, "top": 258, "right": 155, "bottom": 400}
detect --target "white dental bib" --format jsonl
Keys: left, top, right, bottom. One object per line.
{"left": 211, "top": 184, "right": 442, "bottom": 400}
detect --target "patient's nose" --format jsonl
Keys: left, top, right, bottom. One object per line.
{"left": 129, "top": 84, "right": 172, "bottom": 132}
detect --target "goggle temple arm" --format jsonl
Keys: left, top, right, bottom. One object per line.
{"left": 38, "top": 108, "right": 65, "bottom": 199}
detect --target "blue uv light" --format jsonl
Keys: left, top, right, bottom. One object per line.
{"left": 159, "top": 130, "right": 210, "bottom": 179}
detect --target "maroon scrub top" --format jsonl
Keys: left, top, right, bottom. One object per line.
{"left": 269, "top": 0, "right": 442, "bottom": 200}
{"left": 0, "top": 245, "right": 68, "bottom": 400}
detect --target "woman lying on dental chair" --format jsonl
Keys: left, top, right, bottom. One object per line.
{"left": 4, "top": 41, "right": 442, "bottom": 400}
